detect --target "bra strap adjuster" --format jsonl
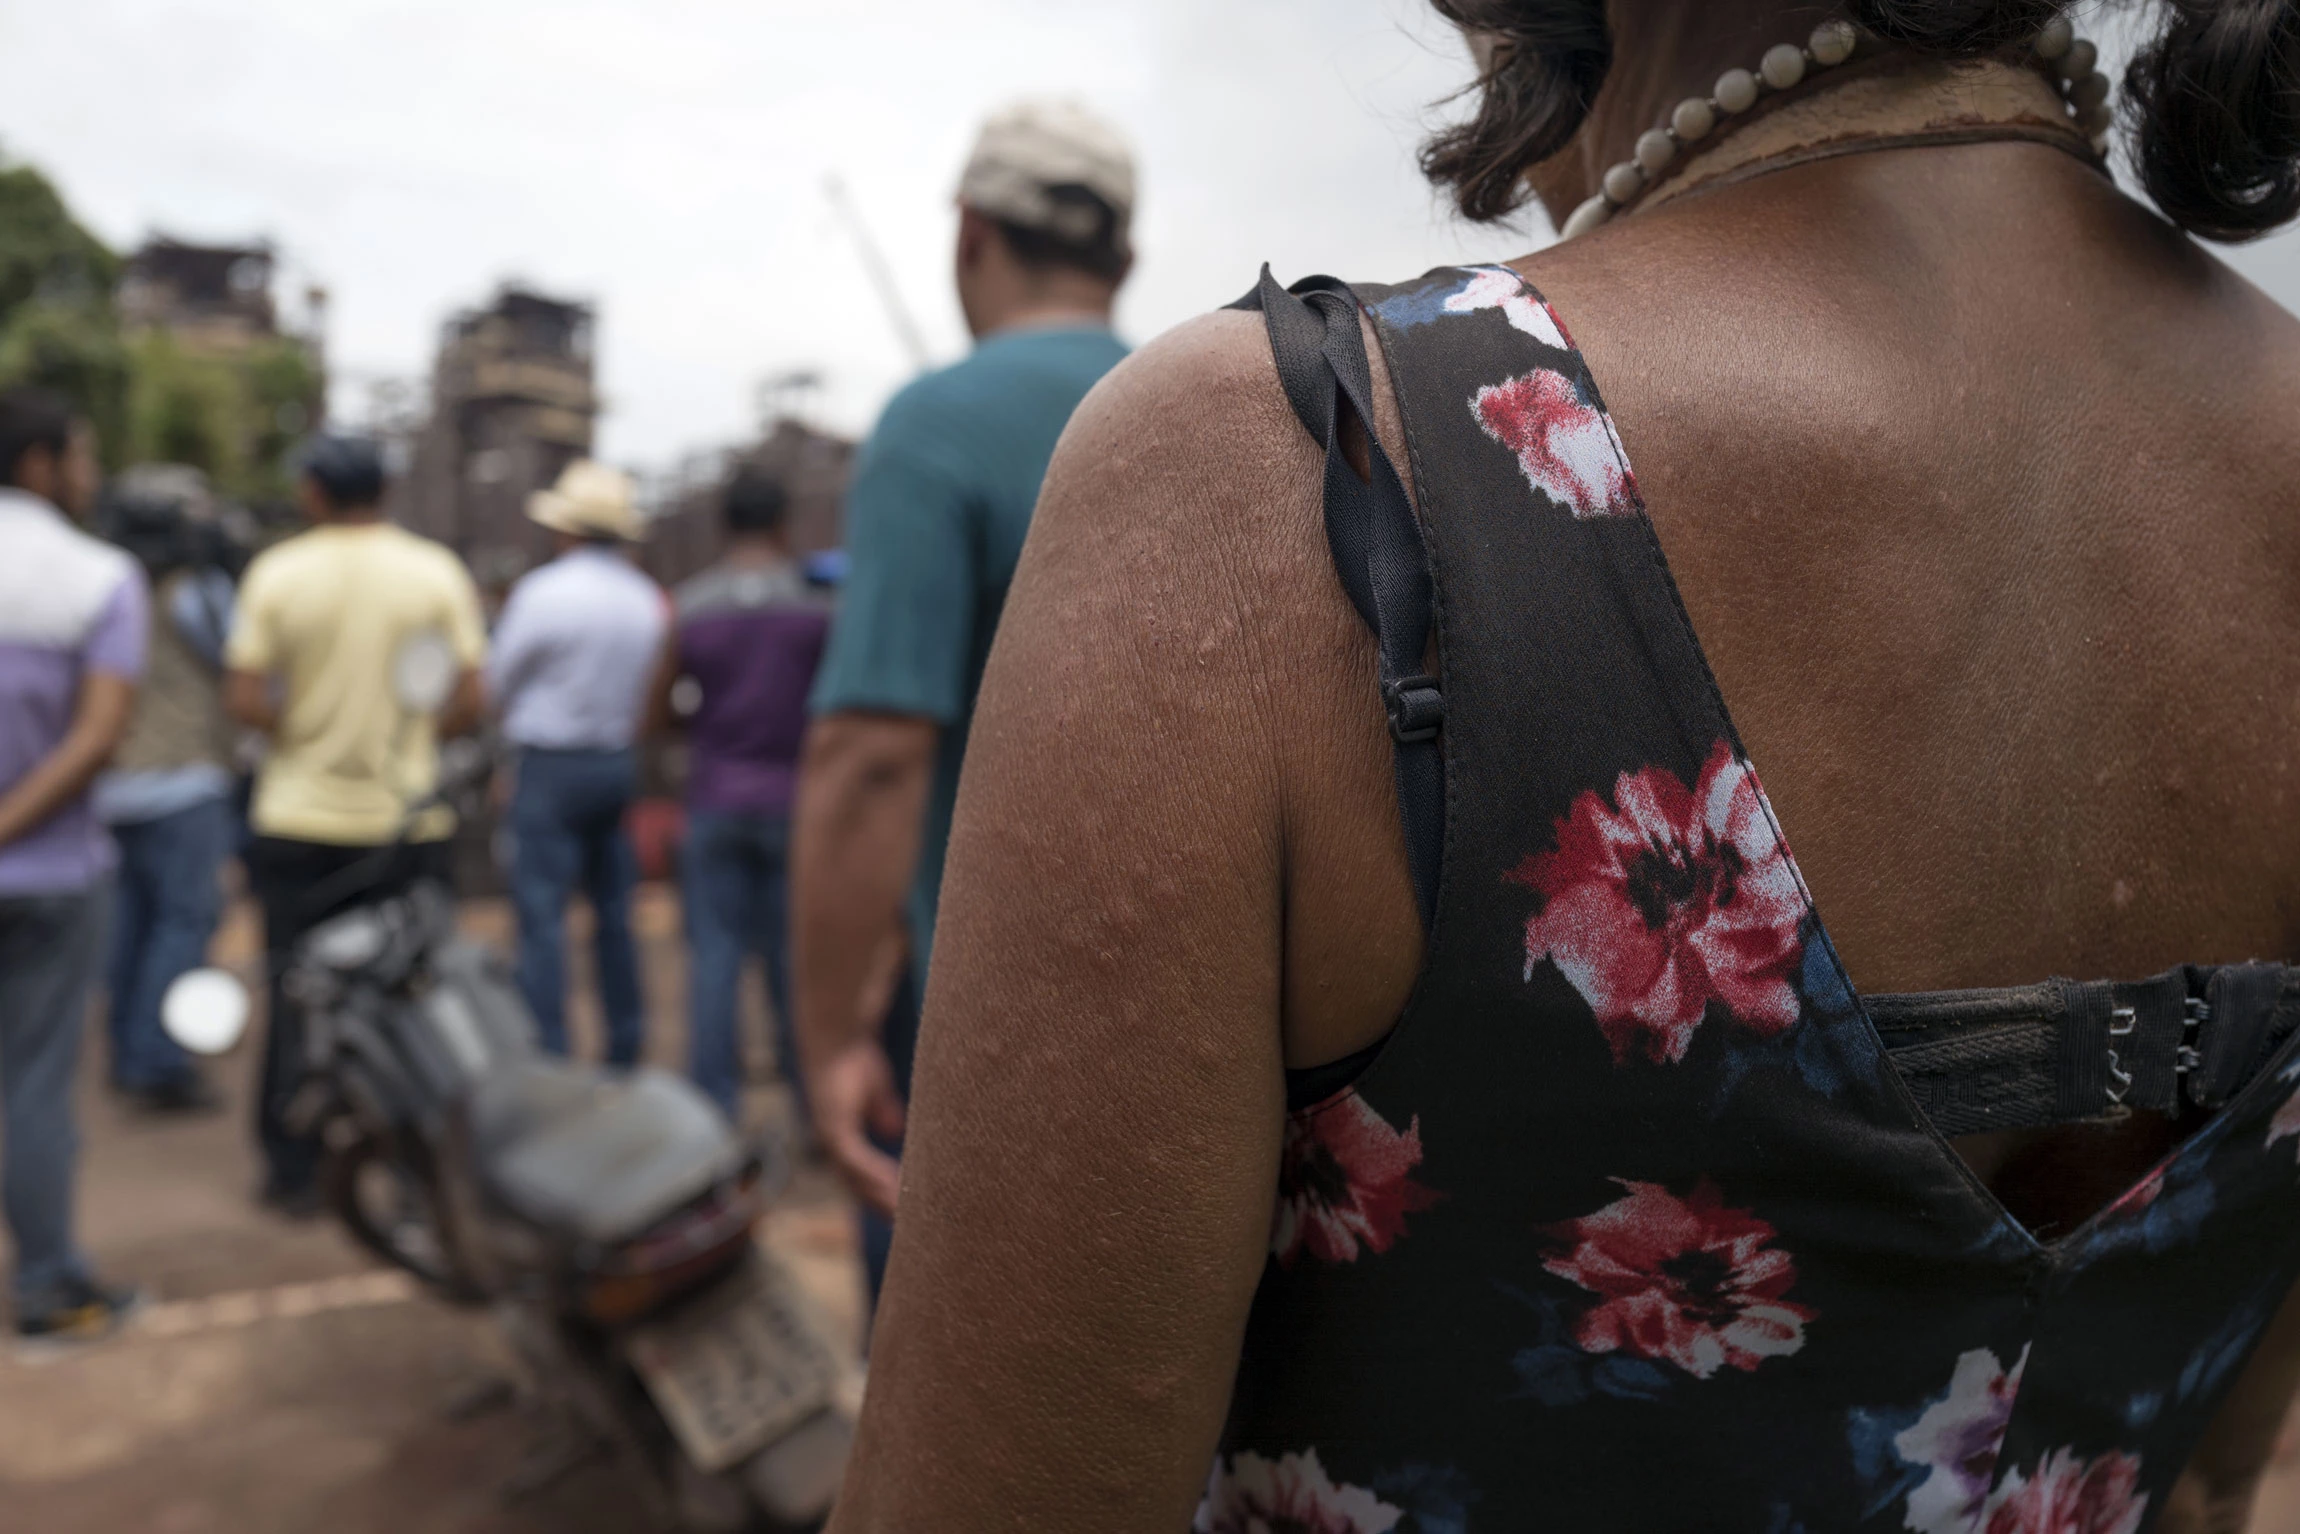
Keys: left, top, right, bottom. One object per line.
{"left": 1383, "top": 674, "right": 1445, "bottom": 744}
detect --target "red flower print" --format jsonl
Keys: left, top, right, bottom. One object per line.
{"left": 1541, "top": 1179, "right": 1814, "bottom": 1380}
{"left": 1196, "top": 1449, "right": 1403, "bottom": 1534}
{"left": 1981, "top": 1448, "right": 2148, "bottom": 1534}
{"left": 1472, "top": 367, "right": 1640, "bottom": 518}
{"left": 1272, "top": 1092, "right": 1439, "bottom": 1267}
{"left": 1510, "top": 741, "right": 1806, "bottom": 1065}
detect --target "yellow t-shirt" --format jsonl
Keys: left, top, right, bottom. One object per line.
{"left": 226, "top": 522, "right": 487, "bottom": 845}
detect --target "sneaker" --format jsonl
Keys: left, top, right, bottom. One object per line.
{"left": 123, "top": 1074, "right": 225, "bottom": 1117}
{"left": 15, "top": 1274, "right": 146, "bottom": 1344}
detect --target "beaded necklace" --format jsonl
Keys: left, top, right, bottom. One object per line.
{"left": 1561, "top": 15, "right": 2111, "bottom": 238}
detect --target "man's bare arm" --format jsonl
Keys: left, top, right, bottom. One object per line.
{"left": 223, "top": 667, "right": 277, "bottom": 735}
{"left": 0, "top": 673, "right": 136, "bottom": 850}
{"left": 791, "top": 711, "right": 934, "bottom": 1214}
{"left": 2163, "top": 1281, "right": 2300, "bottom": 1533}
{"left": 641, "top": 640, "right": 681, "bottom": 739}
{"left": 437, "top": 668, "right": 485, "bottom": 739}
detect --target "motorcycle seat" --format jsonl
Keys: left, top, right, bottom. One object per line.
{"left": 460, "top": 1060, "right": 748, "bottom": 1246}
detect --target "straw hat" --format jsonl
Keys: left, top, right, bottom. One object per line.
{"left": 527, "top": 459, "right": 643, "bottom": 541}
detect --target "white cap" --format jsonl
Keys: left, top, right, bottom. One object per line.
{"left": 956, "top": 98, "right": 1136, "bottom": 253}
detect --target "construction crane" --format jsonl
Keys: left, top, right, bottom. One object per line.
{"left": 824, "top": 174, "right": 933, "bottom": 374}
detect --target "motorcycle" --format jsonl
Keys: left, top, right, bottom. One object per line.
{"left": 163, "top": 639, "right": 854, "bottom": 1532}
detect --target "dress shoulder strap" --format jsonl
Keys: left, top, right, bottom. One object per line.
{"left": 1229, "top": 267, "right": 1445, "bottom": 929}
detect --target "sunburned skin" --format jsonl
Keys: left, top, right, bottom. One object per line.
{"left": 831, "top": 36, "right": 2300, "bottom": 1534}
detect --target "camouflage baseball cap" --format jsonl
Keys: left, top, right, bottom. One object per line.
{"left": 956, "top": 98, "right": 1136, "bottom": 251}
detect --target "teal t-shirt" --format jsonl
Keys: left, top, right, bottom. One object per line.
{"left": 810, "top": 323, "right": 1130, "bottom": 977}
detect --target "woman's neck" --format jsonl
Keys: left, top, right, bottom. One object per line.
{"left": 1529, "top": 5, "right": 1845, "bottom": 219}
{"left": 1635, "top": 54, "right": 2093, "bottom": 218}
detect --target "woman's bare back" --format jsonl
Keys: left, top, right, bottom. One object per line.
{"left": 1237, "top": 138, "right": 2300, "bottom": 1076}
{"left": 837, "top": 132, "right": 2300, "bottom": 1534}
{"left": 1263, "top": 136, "right": 2300, "bottom": 1531}
{"left": 1550, "top": 142, "right": 2300, "bottom": 1002}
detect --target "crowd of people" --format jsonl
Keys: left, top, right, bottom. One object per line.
{"left": 0, "top": 96, "right": 1134, "bottom": 1344}
{"left": 18, "top": 0, "right": 2300, "bottom": 1526}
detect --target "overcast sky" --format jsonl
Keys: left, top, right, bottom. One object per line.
{"left": 5, "top": 1, "right": 2298, "bottom": 470}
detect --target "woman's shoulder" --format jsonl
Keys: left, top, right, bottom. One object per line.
{"left": 1074, "top": 306, "right": 1296, "bottom": 435}
{"left": 1043, "top": 306, "right": 1319, "bottom": 533}
{"left": 1018, "top": 300, "right": 1377, "bottom": 684}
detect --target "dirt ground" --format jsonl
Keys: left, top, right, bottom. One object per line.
{"left": 7, "top": 884, "right": 2300, "bottom": 1531}
{"left": 0, "top": 884, "right": 866, "bottom": 1533}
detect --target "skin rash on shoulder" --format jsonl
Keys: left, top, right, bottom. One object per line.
{"left": 836, "top": 99, "right": 2300, "bottom": 1534}
{"left": 830, "top": 306, "right": 1423, "bottom": 1533}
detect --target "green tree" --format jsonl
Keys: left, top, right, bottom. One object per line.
{"left": 0, "top": 150, "right": 131, "bottom": 459}
{"left": 239, "top": 334, "right": 320, "bottom": 499}
{"left": 0, "top": 147, "right": 322, "bottom": 495}
{"left": 0, "top": 153, "right": 119, "bottom": 325}
{"left": 125, "top": 330, "right": 244, "bottom": 487}
{"left": 120, "top": 332, "right": 321, "bottom": 501}
{"left": 0, "top": 300, "right": 130, "bottom": 456}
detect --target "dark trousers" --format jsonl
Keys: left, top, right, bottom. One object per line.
{"left": 508, "top": 748, "right": 644, "bottom": 1064}
{"left": 682, "top": 808, "right": 801, "bottom": 1125}
{"left": 247, "top": 836, "right": 447, "bottom": 1197}
{"left": 0, "top": 887, "right": 108, "bottom": 1305}
{"left": 106, "top": 797, "right": 231, "bottom": 1091}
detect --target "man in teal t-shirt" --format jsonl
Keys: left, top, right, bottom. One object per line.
{"left": 794, "top": 100, "right": 1135, "bottom": 1258}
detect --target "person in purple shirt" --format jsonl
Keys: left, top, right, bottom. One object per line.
{"left": 0, "top": 388, "right": 149, "bottom": 1342}
{"left": 652, "top": 468, "right": 831, "bottom": 1123}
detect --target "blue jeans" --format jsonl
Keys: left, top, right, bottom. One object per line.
{"left": 106, "top": 796, "right": 230, "bottom": 1091}
{"left": 0, "top": 886, "right": 109, "bottom": 1306}
{"left": 682, "top": 809, "right": 802, "bottom": 1125}
{"left": 509, "top": 748, "right": 644, "bottom": 1064}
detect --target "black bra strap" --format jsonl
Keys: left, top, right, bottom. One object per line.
{"left": 1229, "top": 267, "right": 1445, "bottom": 930}
{"left": 1867, "top": 963, "right": 2300, "bottom": 1135}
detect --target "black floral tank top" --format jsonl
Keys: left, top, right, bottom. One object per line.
{"left": 1203, "top": 266, "right": 2300, "bottom": 1534}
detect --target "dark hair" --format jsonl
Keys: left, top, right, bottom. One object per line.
{"left": 723, "top": 466, "right": 789, "bottom": 535}
{"left": 1422, "top": 1, "right": 2300, "bottom": 241}
{"left": 2126, "top": 0, "right": 2300, "bottom": 238}
{"left": 1422, "top": 1, "right": 1614, "bottom": 223}
{"left": 0, "top": 387, "right": 77, "bottom": 487}
{"left": 297, "top": 432, "right": 386, "bottom": 508}
{"left": 992, "top": 184, "right": 1132, "bottom": 282}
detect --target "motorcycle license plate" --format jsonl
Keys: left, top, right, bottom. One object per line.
{"left": 624, "top": 1257, "right": 842, "bottom": 1473}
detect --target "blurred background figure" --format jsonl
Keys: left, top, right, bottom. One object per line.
{"left": 0, "top": 387, "right": 147, "bottom": 1341}
{"left": 793, "top": 97, "right": 1136, "bottom": 1303}
{"left": 225, "top": 433, "right": 486, "bottom": 1216}
{"left": 656, "top": 466, "right": 831, "bottom": 1126}
{"left": 91, "top": 465, "right": 240, "bottom": 1116}
{"left": 487, "top": 459, "right": 664, "bottom": 1065}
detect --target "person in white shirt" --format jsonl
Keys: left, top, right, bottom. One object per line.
{"left": 486, "top": 460, "right": 668, "bottom": 1062}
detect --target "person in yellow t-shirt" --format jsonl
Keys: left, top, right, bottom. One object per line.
{"left": 223, "top": 434, "right": 485, "bottom": 1215}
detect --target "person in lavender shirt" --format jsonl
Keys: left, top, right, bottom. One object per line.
{"left": 0, "top": 388, "right": 149, "bottom": 1342}
{"left": 650, "top": 468, "right": 830, "bottom": 1124}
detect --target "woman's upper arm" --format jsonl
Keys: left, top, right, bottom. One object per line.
{"left": 832, "top": 311, "right": 1321, "bottom": 1532}
{"left": 2159, "top": 1277, "right": 2300, "bottom": 1531}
